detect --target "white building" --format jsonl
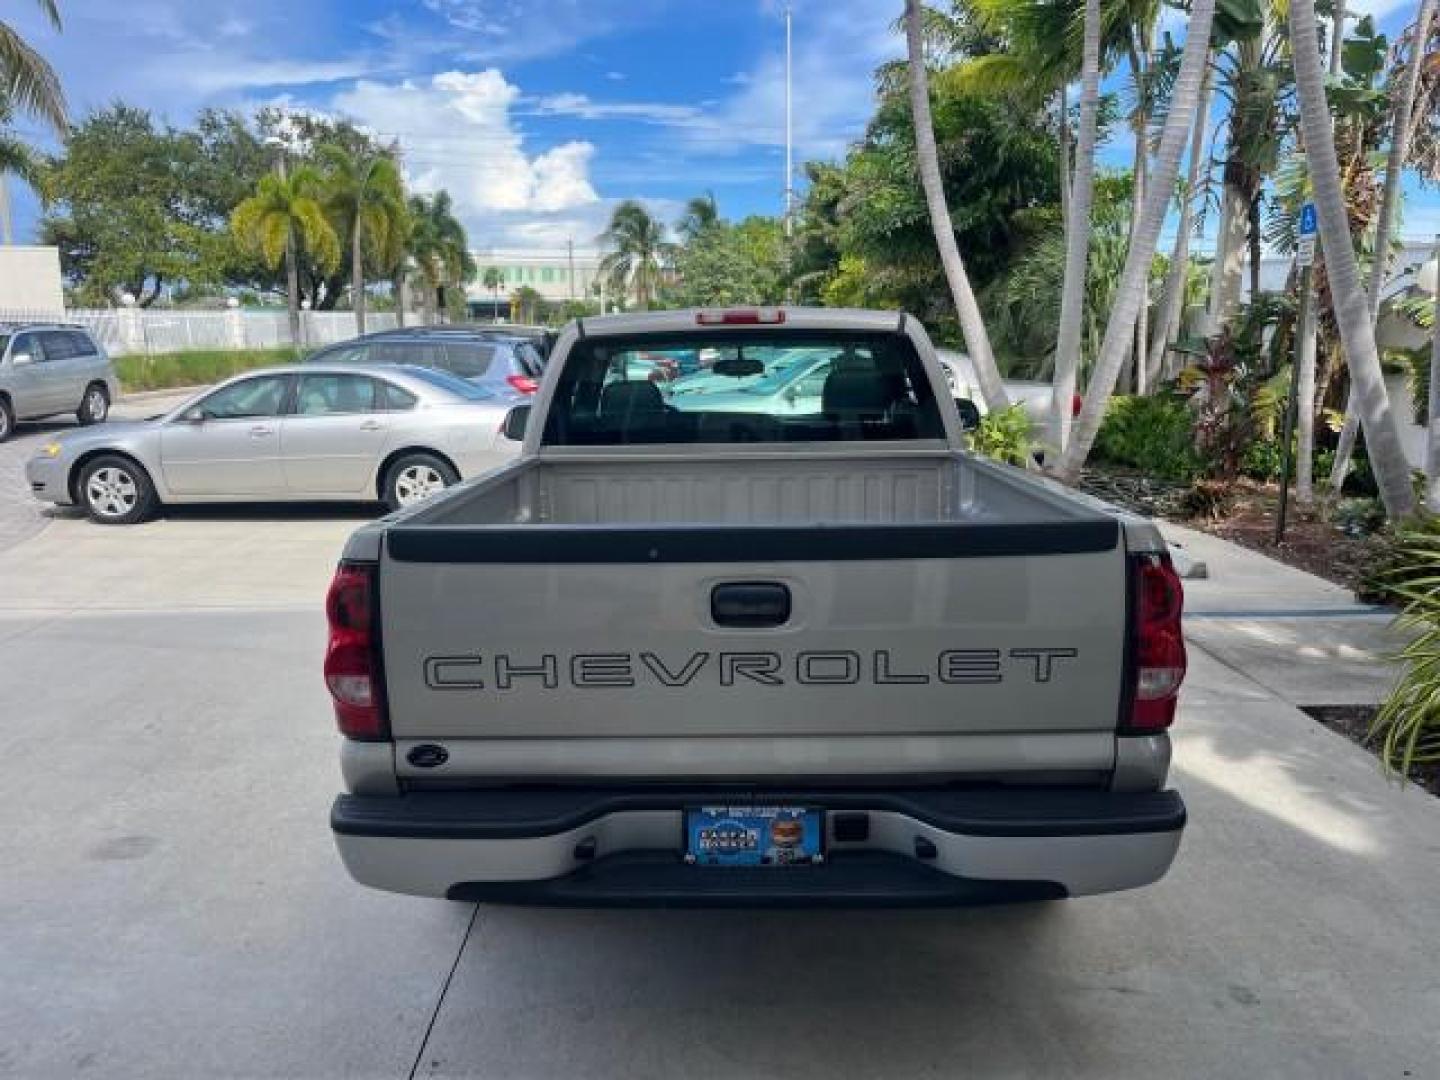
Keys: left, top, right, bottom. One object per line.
{"left": 466, "top": 248, "right": 605, "bottom": 316}
{"left": 0, "top": 246, "right": 64, "bottom": 313}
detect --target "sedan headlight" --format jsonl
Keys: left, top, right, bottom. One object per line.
{"left": 39, "top": 441, "right": 64, "bottom": 458}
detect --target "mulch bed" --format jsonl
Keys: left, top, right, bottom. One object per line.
{"left": 1302, "top": 705, "right": 1440, "bottom": 798}
{"left": 1186, "top": 481, "right": 1380, "bottom": 595}
{"left": 1078, "top": 469, "right": 1380, "bottom": 596}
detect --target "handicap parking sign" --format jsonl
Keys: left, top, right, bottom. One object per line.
{"left": 1299, "top": 202, "right": 1318, "bottom": 237}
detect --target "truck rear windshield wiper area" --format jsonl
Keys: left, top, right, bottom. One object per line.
{"left": 540, "top": 331, "right": 948, "bottom": 446}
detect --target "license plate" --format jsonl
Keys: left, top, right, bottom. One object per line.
{"left": 684, "top": 806, "right": 824, "bottom": 867}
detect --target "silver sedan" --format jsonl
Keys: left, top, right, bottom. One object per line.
{"left": 26, "top": 363, "right": 524, "bottom": 524}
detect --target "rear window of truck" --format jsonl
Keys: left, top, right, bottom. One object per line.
{"left": 541, "top": 332, "right": 946, "bottom": 446}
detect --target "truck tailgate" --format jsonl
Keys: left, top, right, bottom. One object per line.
{"left": 376, "top": 520, "right": 1128, "bottom": 779}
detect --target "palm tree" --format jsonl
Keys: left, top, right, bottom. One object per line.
{"left": 1289, "top": 0, "right": 1416, "bottom": 517}
{"left": 0, "top": 123, "right": 46, "bottom": 244}
{"left": 512, "top": 285, "right": 544, "bottom": 325}
{"left": 319, "top": 145, "right": 405, "bottom": 335}
{"left": 1147, "top": 65, "right": 1213, "bottom": 384}
{"left": 482, "top": 266, "right": 504, "bottom": 317}
{"left": 1052, "top": 0, "right": 1101, "bottom": 452}
{"left": 597, "top": 200, "right": 674, "bottom": 310}
{"left": 677, "top": 192, "right": 719, "bottom": 243}
{"left": 1, "top": 0, "right": 66, "bottom": 135}
{"left": 0, "top": 1, "right": 66, "bottom": 246}
{"left": 1204, "top": 0, "right": 1289, "bottom": 336}
{"left": 1367, "top": 0, "right": 1437, "bottom": 321}
{"left": 407, "top": 191, "right": 473, "bottom": 324}
{"left": 1056, "top": 0, "right": 1220, "bottom": 480}
{"left": 904, "top": 0, "right": 1008, "bottom": 411}
{"left": 231, "top": 166, "right": 340, "bottom": 349}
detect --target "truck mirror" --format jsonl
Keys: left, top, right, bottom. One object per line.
{"left": 954, "top": 397, "right": 982, "bottom": 431}
{"left": 502, "top": 405, "right": 530, "bottom": 442}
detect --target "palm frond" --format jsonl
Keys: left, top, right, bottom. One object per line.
{"left": 0, "top": 22, "right": 66, "bottom": 133}
{"left": 0, "top": 130, "right": 47, "bottom": 198}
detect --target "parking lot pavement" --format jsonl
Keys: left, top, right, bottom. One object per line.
{"left": 0, "top": 391, "right": 195, "bottom": 554}
{"left": 2, "top": 511, "right": 1438, "bottom": 1079}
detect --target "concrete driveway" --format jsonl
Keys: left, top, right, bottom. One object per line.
{"left": 0, "top": 390, "right": 195, "bottom": 552}
{"left": 0, "top": 478, "right": 1437, "bottom": 1077}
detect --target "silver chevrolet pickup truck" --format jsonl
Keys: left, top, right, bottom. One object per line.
{"left": 328, "top": 308, "right": 1187, "bottom": 906}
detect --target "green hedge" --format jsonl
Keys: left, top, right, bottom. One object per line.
{"left": 114, "top": 347, "right": 301, "bottom": 392}
{"left": 1093, "top": 395, "right": 1202, "bottom": 481}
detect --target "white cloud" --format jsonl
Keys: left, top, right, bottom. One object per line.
{"left": 177, "top": 57, "right": 379, "bottom": 94}
{"left": 333, "top": 68, "right": 602, "bottom": 246}
{"left": 530, "top": 92, "right": 704, "bottom": 124}
{"left": 688, "top": 0, "right": 901, "bottom": 161}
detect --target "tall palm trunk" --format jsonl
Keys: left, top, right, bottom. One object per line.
{"left": 904, "top": 0, "right": 1008, "bottom": 411}
{"left": 1295, "top": 271, "right": 1320, "bottom": 502}
{"left": 1128, "top": 31, "right": 1152, "bottom": 395}
{"left": 1056, "top": 0, "right": 1218, "bottom": 481}
{"left": 1057, "top": 85, "right": 1071, "bottom": 235}
{"left": 1296, "top": 0, "right": 1349, "bottom": 503}
{"left": 1148, "top": 67, "right": 1213, "bottom": 385}
{"left": 1206, "top": 175, "right": 1249, "bottom": 333}
{"left": 1132, "top": 144, "right": 1149, "bottom": 394}
{"left": 1427, "top": 242, "right": 1440, "bottom": 510}
{"left": 1368, "top": 0, "right": 1436, "bottom": 321}
{"left": 285, "top": 226, "right": 302, "bottom": 351}
{"left": 1052, "top": 0, "right": 1101, "bottom": 453}
{"left": 1331, "top": 0, "right": 1436, "bottom": 495}
{"left": 1291, "top": 0, "right": 1416, "bottom": 518}
{"left": 352, "top": 221, "right": 367, "bottom": 336}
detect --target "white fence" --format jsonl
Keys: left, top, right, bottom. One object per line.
{"left": 0, "top": 308, "right": 404, "bottom": 356}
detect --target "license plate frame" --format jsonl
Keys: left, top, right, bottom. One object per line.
{"left": 684, "top": 806, "right": 824, "bottom": 867}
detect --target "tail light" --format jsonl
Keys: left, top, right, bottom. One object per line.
{"left": 1072, "top": 393, "right": 1083, "bottom": 417}
{"left": 1124, "top": 552, "right": 1186, "bottom": 733}
{"left": 506, "top": 374, "right": 540, "bottom": 394}
{"left": 696, "top": 308, "right": 786, "bottom": 326}
{"left": 325, "top": 563, "right": 388, "bottom": 740}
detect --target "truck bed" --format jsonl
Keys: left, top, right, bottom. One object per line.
{"left": 406, "top": 450, "right": 1105, "bottom": 528}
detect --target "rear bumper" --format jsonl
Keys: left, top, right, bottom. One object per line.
{"left": 333, "top": 787, "right": 1185, "bottom": 906}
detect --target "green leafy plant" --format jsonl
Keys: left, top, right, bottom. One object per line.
{"left": 968, "top": 404, "right": 1035, "bottom": 467}
{"left": 1335, "top": 497, "right": 1387, "bottom": 537}
{"left": 1093, "top": 394, "right": 1202, "bottom": 481}
{"left": 1370, "top": 524, "right": 1440, "bottom": 777}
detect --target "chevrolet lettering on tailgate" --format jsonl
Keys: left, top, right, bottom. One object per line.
{"left": 422, "top": 648, "right": 1081, "bottom": 691}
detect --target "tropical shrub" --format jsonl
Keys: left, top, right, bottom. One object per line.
{"left": 968, "top": 404, "right": 1035, "bottom": 467}
{"left": 1369, "top": 525, "right": 1440, "bottom": 777}
{"left": 1335, "top": 497, "right": 1387, "bottom": 537}
{"left": 1093, "top": 395, "right": 1201, "bottom": 481}
{"left": 1241, "top": 438, "right": 1285, "bottom": 482}
{"left": 1179, "top": 479, "right": 1237, "bottom": 521}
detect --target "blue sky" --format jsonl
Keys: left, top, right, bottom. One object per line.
{"left": 5, "top": 0, "right": 1437, "bottom": 255}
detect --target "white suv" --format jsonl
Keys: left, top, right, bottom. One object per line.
{"left": 0, "top": 323, "right": 119, "bottom": 441}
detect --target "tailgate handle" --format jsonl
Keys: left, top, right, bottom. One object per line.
{"left": 711, "top": 582, "right": 791, "bottom": 628}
